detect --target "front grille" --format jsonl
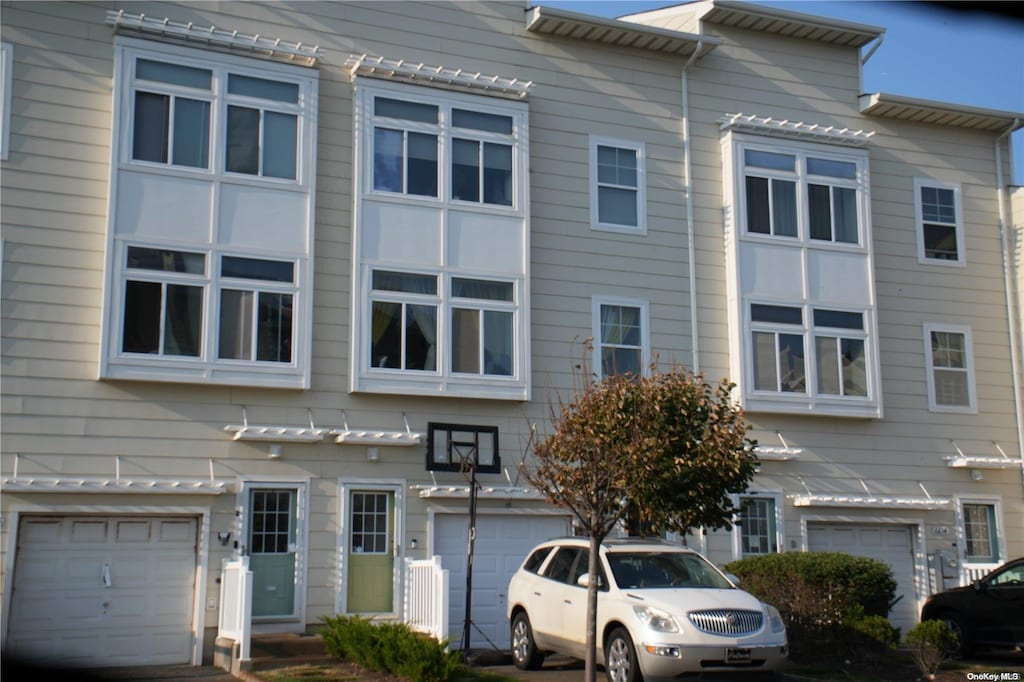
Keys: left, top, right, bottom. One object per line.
{"left": 687, "top": 609, "right": 763, "bottom": 636}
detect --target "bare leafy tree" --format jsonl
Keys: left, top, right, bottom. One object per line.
{"left": 525, "top": 353, "right": 757, "bottom": 682}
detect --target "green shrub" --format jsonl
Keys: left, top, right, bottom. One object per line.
{"left": 904, "top": 619, "right": 958, "bottom": 679}
{"left": 724, "top": 552, "right": 897, "bottom": 660}
{"left": 321, "top": 615, "right": 462, "bottom": 682}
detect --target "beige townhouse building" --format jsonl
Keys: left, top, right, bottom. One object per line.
{"left": 1, "top": 0, "right": 1021, "bottom": 668}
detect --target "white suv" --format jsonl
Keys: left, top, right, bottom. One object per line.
{"left": 506, "top": 538, "right": 788, "bottom": 681}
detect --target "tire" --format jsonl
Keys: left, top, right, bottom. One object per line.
{"left": 605, "top": 627, "right": 643, "bottom": 682}
{"left": 941, "top": 612, "right": 973, "bottom": 658}
{"left": 511, "top": 612, "right": 544, "bottom": 670}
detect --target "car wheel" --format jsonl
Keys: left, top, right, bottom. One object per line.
{"left": 605, "top": 627, "right": 643, "bottom": 682}
{"left": 941, "top": 612, "right": 973, "bottom": 657}
{"left": 511, "top": 612, "right": 544, "bottom": 670}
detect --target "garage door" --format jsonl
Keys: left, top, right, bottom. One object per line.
{"left": 6, "top": 515, "right": 199, "bottom": 667}
{"left": 434, "top": 513, "right": 569, "bottom": 649}
{"left": 807, "top": 523, "right": 918, "bottom": 634}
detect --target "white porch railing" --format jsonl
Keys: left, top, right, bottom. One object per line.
{"left": 962, "top": 562, "right": 1000, "bottom": 585}
{"left": 404, "top": 556, "right": 449, "bottom": 642}
{"left": 219, "top": 556, "right": 253, "bottom": 661}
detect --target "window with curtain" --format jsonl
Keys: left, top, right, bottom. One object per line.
{"left": 369, "top": 270, "right": 438, "bottom": 372}
{"left": 594, "top": 300, "right": 647, "bottom": 378}
{"left": 925, "top": 324, "right": 975, "bottom": 411}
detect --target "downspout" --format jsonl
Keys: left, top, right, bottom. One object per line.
{"left": 682, "top": 41, "right": 704, "bottom": 373}
{"left": 994, "top": 117, "right": 1024, "bottom": 494}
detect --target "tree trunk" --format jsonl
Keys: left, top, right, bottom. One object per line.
{"left": 585, "top": 533, "right": 602, "bottom": 682}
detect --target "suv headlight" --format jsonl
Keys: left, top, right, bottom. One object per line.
{"left": 633, "top": 605, "right": 680, "bottom": 633}
{"left": 763, "top": 603, "right": 786, "bottom": 634}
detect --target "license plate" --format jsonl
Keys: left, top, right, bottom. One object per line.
{"left": 726, "top": 648, "right": 751, "bottom": 663}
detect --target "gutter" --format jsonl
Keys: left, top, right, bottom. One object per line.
{"left": 994, "top": 117, "right": 1024, "bottom": 494}
{"left": 682, "top": 42, "right": 704, "bottom": 373}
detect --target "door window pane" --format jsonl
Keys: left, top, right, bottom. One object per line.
{"left": 250, "top": 489, "right": 293, "bottom": 554}
{"left": 351, "top": 492, "right": 390, "bottom": 554}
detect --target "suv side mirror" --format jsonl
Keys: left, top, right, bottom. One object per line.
{"left": 577, "top": 573, "right": 603, "bottom": 588}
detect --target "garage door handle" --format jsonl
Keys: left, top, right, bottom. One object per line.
{"left": 102, "top": 562, "right": 112, "bottom": 588}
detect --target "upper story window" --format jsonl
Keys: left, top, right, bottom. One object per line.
{"left": 353, "top": 80, "right": 528, "bottom": 400}
{"left": 592, "top": 297, "right": 649, "bottom": 378}
{"left": 924, "top": 323, "right": 976, "bottom": 413}
{"left": 590, "top": 137, "right": 646, "bottom": 233}
{"left": 102, "top": 38, "right": 317, "bottom": 389}
{"left": 742, "top": 145, "right": 863, "bottom": 246}
{"left": 723, "top": 133, "right": 879, "bottom": 418}
{"left": 368, "top": 91, "right": 518, "bottom": 208}
{"left": 915, "top": 179, "right": 964, "bottom": 265}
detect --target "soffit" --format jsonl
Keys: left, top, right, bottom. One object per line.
{"left": 697, "top": 0, "right": 883, "bottom": 48}
{"left": 526, "top": 6, "right": 719, "bottom": 58}
{"left": 860, "top": 93, "right": 1024, "bottom": 133}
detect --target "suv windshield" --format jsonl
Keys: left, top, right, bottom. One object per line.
{"left": 607, "top": 552, "right": 734, "bottom": 589}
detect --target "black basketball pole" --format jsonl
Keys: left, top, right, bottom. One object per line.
{"left": 461, "top": 447, "right": 479, "bottom": 660}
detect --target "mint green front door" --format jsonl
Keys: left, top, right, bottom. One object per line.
{"left": 248, "top": 488, "right": 297, "bottom": 618}
{"left": 346, "top": 490, "right": 395, "bottom": 613}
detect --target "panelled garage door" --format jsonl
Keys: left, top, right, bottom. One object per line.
{"left": 434, "top": 513, "right": 569, "bottom": 649}
{"left": 807, "top": 523, "right": 918, "bottom": 634}
{"left": 6, "top": 515, "right": 199, "bottom": 668}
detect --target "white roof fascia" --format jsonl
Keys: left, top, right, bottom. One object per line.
{"left": 526, "top": 5, "right": 720, "bottom": 58}
{"left": 860, "top": 93, "right": 1024, "bottom": 133}
{"left": 348, "top": 54, "right": 532, "bottom": 99}
{"left": 105, "top": 9, "right": 320, "bottom": 65}
{"left": 720, "top": 112, "right": 875, "bottom": 146}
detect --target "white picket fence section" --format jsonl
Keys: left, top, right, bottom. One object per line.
{"left": 218, "top": 556, "right": 253, "bottom": 661}
{"left": 404, "top": 556, "right": 449, "bottom": 642}
{"left": 963, "top": 562, "right": 1000, "bottom": 585}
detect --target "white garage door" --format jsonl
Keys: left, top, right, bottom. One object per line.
{"left": 434, "top": 513, "right": 569, "bottom": 649}
{"left": 807, "top": 523, "right": 918, "bottom": 634}
{"left": 7, "top": 515, "right": 199, "bottom": 667}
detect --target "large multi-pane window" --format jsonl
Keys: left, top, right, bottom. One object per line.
{"left": 924, "top": 324, "right": 976, "bottom": 412}
{"left": 104, "top": 39, "right": 317, "bottom": 388}
{"left": 725, "top": 133, "right": 878, "bottom": 417}
{"left": 915, "top": 179, "right": 963, "bottom": 264}
{"left": 738, "top": 497, "right": 778, "bottom": 556}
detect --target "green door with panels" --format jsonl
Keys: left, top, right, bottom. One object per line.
{"left": 346, "top": 490, "right": 395, "bottom": 613}
{"left": 249, "top": 488, "right": 297, "bottom": 618}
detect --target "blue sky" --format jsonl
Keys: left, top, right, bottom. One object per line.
{"left": 543, "top": 1, "right": 1024, "bottom": 183}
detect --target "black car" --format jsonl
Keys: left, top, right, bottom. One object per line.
{"left": 921, "top": 557, "right": 1024, "bottom": 655}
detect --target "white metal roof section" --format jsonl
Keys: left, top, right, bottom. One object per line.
{"left": 1, "top": 478, "right": 229, "bottom": 494}
{"left": 224, "top": 407, "right": 326, "bottom": 443}
{"left": 624, "top": 0, "right": 884, "bottom": 48}
{"left": 106, "top": 9, "right": 320, "bottom": 64}
{"left": 412, "top": 484, "right": 545, "bottom": 500}
{"left": 860, "top": 93, "right": 1024, "bottom": 133}
{"left": 720, "top": 112, "right": 875, "bottom": 146}
{"left": 791, "top": 479, "right": 951, "bottom": 510}
{"left": 331, "top": 411, "right": 423, "bottom": 446}
{"left": 348, "top": 54, "right": 533, "bottom": 99}
{"left": 526, "top": 5, "right": 720, "bottom": 58}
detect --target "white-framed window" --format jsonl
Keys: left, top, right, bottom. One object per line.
{"left": 732, "top": 493, "right": 783, "bottom": 558}
{"left": 592, "top": 296, "right": 649, "bottom": 378}
{"left": 748, "top": 302, "right": 871, "bottom": 400}
{"left": 590, "top": 137, "right": 646, "bottom": 233}
{"left": 914, "top": 178, "right": 964, "bottom": 265}
{"left": 352, "top": 80, "right": 528, "bottom": 400}
{"left": 957, "top": 499, "right": 1002, "bottom": 564}
{"left": 101, "top": 38, "right": 317, "bottom": 388}
{"left": 1, "top": 42, "right": 12, "bottom": 160}
{"left": 924, "top": 323, "right": 976, "bottom": 413}
{"left": 723, "top": 133, "right": 879, "bottom": 418}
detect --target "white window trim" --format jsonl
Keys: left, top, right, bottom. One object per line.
{"left": 100, "top": 38, "right": 318, "bottom": 389}
{"left": 914, "top": 177, "right": 965, "bottom": 267}
{"left": 730, "top": 491, "right": 784, "bottom": 560}
{"left": 722, "top": 132, "right": 881, "bottom": 419}
{"left": 923, "top": 322, "right": 977, "bottom": 414}
{"left": 589, "top": 136, "right": 647, "bottom": 234}
{"left": 0, "top": 42, "right": 11, "bottom": 160}
{"left": 954, "top": 495, "right": 1005, "bottom": 567}
{"left": 591, "top": 295, "right": 650, "bottom": 380}
{"left": 350, "top": 80, "right": 530, "bottom": 401}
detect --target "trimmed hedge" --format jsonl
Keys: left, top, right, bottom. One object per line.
{"left": 321, "top": 615, "right": 462, "bottom": 682}
{"left": 724, "top": 552, "right": 898, "bottom": 659}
